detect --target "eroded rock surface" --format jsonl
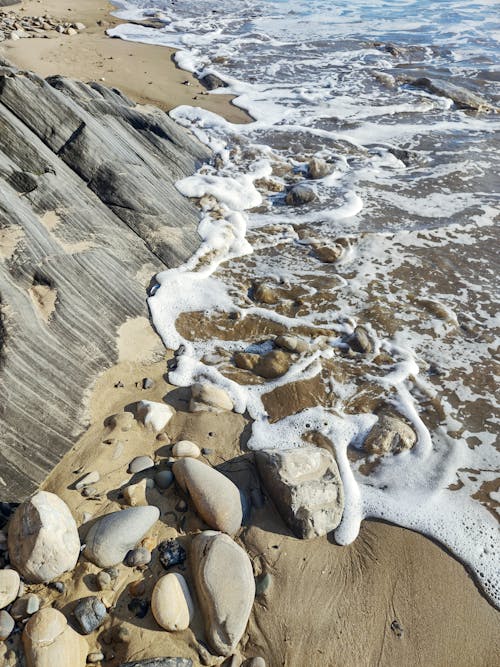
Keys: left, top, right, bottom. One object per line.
{"left": 0, "top": 62, "right": 210, "bottom": 500}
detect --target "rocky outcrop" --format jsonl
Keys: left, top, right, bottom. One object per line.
{"left": 0, "top": 61, "right": 210, "bottom": 501}
{"left": 255, "top": 446, "right": 344, "bottom": 539}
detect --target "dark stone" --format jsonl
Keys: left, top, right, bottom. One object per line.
{"left": 142, "top": 377, "right": 154, "bottom": 390}
{"left": 158, "top": 539, "right": 186, "bottom": 570}
{"left": 127, "top": 598, "right": 149, "bottom": 619}
{"left": 74, "top": 596, "right": 108, "bottom": 634}
{"left": 199, "top": 73, "right": 228, "bottom": 91}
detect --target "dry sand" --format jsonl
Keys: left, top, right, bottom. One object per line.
{"left": 1, "top": 1, "right": 499, "bottom": 665}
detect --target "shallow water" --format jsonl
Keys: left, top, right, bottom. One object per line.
{"left": 109, "top": 0, "right": 500, "bottom": 607}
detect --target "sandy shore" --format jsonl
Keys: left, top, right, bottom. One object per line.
{"left": 1, "top": 1, "right": 499, "bottom": 665}
{"left": 0, "top": 0, "right": 251, "bottom": 123}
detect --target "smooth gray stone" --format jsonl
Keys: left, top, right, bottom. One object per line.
{"left": 120, "top": 660, "right": 193, "bottom": 667}
{"left": 0, "top": 609, "right": 14, "bottom": 640}
{"left": 0, "top": 68, "right": 210, "bottom": 501}
{"left": 154, "top": 470, "right": 174, "bottom": 490}
{"left": 74, "top": 596, "right": 107, "bottom": 634}
{"left": 84, "top": 506, "right": 160, "bottom": 567}
{"left": 128, "top": 456, "right": 154, "bottom": 474}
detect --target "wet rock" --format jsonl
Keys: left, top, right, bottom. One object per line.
{"left": 254, "top": 349, "right": 290, "bottom": 379}
{"left": 274, "top": 334, "right": 309, "bottom": 353}
{"left": 152, "top": 573, "right": 194, "bottom": 631}
{"left": 410, "top": 76, "right": 497, "bottom": 111}
{"left": 128, "top": 456, "right": 155, "bottom": 474}
{"left": 137, "top": 401, "right": 175, "bottom": 432}
{"left": 23, "top": 607, "right": 88, "bottom": 667}
{"left": 123, "top": 479, "right": 148, "bottom": 506}
{"left": 191, "top": 531, "right": 255, "bottom": 657}
{"left": 363, "top": 415, "right": 417, "bottom": 455}
{"left": 84, "top": 506, "right": 160, "bottom": 567}
{"left": 124, "top": 547, "right": 151, "bottom": 568}
{"left": 348, "top": 326, "right": 373, "bottom": 354}
{"left": 313, "top": 244, "right": 343, "bottom": 263}
{"left": 8, "top": 491, "right": 80, "bottom": 583}
{"left": 172, "top": 459, "right": 242, "bottom": 535}
{"left": 253, "top": 282, "right": 278, "bottom": 304}
{"left": 200, "top": 73, "right": 228, "bottom": 90}
{"left": 234, "top": 352, "right": 259, "bottom": 372}
{"left": 0, "top": 569, "right": 20, "bottom": 608}
{"left": 75, "top": 471, "right": 100, "bottom": 490}
{"left": 255, "top": 446, "right": 344, "bottom": 539}
{"left": 285, "top": 184, "right": 316, "bottom": 206}
{"left": 120, "top": 660, "right": 193, "bottom": 667}
{"left": 158, "top": 539, "right": 186, "bottom": 570}
{"left": 308, "top": 157, "right": 333, "bottom": 179}
{"left": 172, "top": 441, "right": 201, "bottom": 458}
{"left": 0, "top": 609, "right": 14, "bottom": 640}
{"left": 190, "top": 382, "right": 234, "bottom": 413}
{"left": 74, "top": 596, "right": 107, "bottom": 634}
{"left": 155, "top": 470, "right": 174, "bottom": 490}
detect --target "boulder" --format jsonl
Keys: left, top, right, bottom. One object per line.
{"left": 255, "top": 447, "right": 344, "bottom": 538}
{"left": 151, "top": 573, "right": 194, "bottom": 631}
{"left": 23, "top": 607, "right": 88, "bottom": 667}
{"left": 172, "top": 459, "right": 242, "bottom": 535}
{"left": 191, "top": 531, "right": 255, "bottom": 656}
{"left": 363, "top": 415, "right": 416, "bottom": 455}
{"left": 189, "top": 382, "right": 234, "bottom": 413}
{"left": 8, "top": 491, "right": 80, "bottom": 582}
{"left": 84, "top": 506, "right": 160, "bottom": 567}
{"left": 0, "top": 569, "right": 20, "bottom": 608}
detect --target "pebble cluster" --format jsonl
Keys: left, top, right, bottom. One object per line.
{"left": 0, "top": 10, "right": 85, "bottom": 41}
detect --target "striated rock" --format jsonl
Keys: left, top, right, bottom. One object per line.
{"left": 8, "top": 491, "right": 80, "bottom": 582}
{"left": 285, "top": 184, "right": 316, "bottom": 206}
{"left": 172, "top": 459, "right": 242, "bottom": 535}
{"left": 308, "top": 157, "right": 333, "bottom": 179}
{"left": 84, "top": 506, "right": 160, "bottom": 567}
{"left": 191, "top": 531, "right": 255, "bottom": 656}
{"left": 0, "top": 609, "right": 14, "bottom": 640}
{"left": 152, "top": 573, "right": 194, "bottom": 631}
{"left": 172, "top": 441, "right": 201, "bottom": 458}
{"left": 363, "top": 415, "right": 417, "bottom": 455}
{"left": 189, "top": 382, "right": 234, "bottom": 413}
{"left": 120, "top": 660, "right": 193, "bottom": 667}
{"left": 23, "top": 607, "right": 88, "bottom": 667}
{"left": 0, "top": 68, "right": 210, "bottom": 501}
{"left": 0, "top": 569, "right": 20, "bottom": 608}
{"left": 123, "top": 479, "right": 148, "bottom": 506}
{"left": 74, "top": 596, "right": 107, "bottom": 634}
{"left": 137, "top": 401, "right": 175, "bottom": 433}
{"left": 255, "top": 446, "right": 344, "bottom": 539}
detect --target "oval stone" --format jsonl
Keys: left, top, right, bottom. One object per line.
{"left": 0, "top": 569, "right": 20, "bottom": 609}
{"left": 172, "top": 441, "right": 201, "bottom": 458}
{"left": 151, "top": 573, "right": 193, "bottom": 631}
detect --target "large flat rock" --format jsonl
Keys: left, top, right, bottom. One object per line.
{"left": 0, "top": 63, "right": 210, "bottom": 500}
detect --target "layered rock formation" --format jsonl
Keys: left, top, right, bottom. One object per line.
{"left": 0, "top": 60, "right": 210, "bottom": 500}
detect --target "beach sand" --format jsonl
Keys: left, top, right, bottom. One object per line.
{"left": 1, "top": 1, "right": 499, "bottom": 665}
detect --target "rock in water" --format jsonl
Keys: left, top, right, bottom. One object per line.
{"left": 8, "top": 491, "right": 80, "bottom": 582}
{"left": 199, "top": 73, "right": 228, "bottom": 90}
{"left": 411, "top": 77, "right": 497, "bottom": 111}
{"left": 152, "top": 573, "right": 193, "bottom": 631}
{"left": 84, "top": 506, "right": 160, "bottom": 567}
{"left": 74, "top": 596, "right": 107, "bottom": 634}
{"left": 255, "top": 447, "right": 344, "bottom": 539}
{"left": 285, "top": 184, "right": 316, "bottom": 206}
{"left": 363, "top": 415, "right": 416, "bottom": 455}
{"left": 0, "top": 569, "right": 20, "bottom": 608}
{"left": 191, "top": 531, "right": 255, "bottom": 656}
{"left": 120, "top": 660, "right": 193, "bottom": 667}
{"left": 308, "top": 157, "right": 333, "bottom": 179}
{"left": 172, "top": 459, "right": 242, "bottom": 535}
{"left": 137, "top": 401, "right": 175, "bottom": 432}
{"left": 23, "top": 607, "right": 88, "bottom": 667}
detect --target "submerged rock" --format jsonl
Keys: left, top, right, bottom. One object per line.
{"left": 84, "top": 506, "right": 160, "bottom": 567}
{"left": 191, "top": 531, "right": 255, "bottom": 656}
{"left": 410, "top": 76, "right": 497, "bottom": 111}
{"left": 363, "top": 415, "right": 417, "bottom": 455}
{"left": 8, "top": 491, "right": 80, "bottom": 583}
{"left": 23, "top": 607, "right": 88, "bottom": 667}
{"left": 152, "top": 573, "right": 194, "bottom": 631}
{"left": 172, "top": 458, "right": 242, "bottom": 535}
{"left": 255, "top": 446, "right": 344, "bottom": 539}
{"left": 254, "top": 349, "right": 290, "bottom": 379}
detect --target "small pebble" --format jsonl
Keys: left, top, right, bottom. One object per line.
{"left": 96, "top": 571, "right": 112, "bottom": 591}
{"left": 124, "top": 547, "right": 151, "bottom": 568}
{"left": 255, "top": 572, "right": 272, "bottom": 596}
{"left": 51, "top": 581, "right": 65, "bottom": 594}
{"left": 0, "top": 610, "right": 14, "bottom": 640}
{"left": 74, "top": 596, "right": 107, "bottom": 634}
{"left": 128, "top": 579, "right": 146, "bottom": 597}
{"left": 142, "top": 377, "right": 154, "bottom": 390}
{"left": 158, "top": 539, "right": 186, "bottom": 570}
{"left": 82, "top": 485, "right": 99, "bottom": 498}
{"left": 201, "top": 448, "right": 213, "bottom": 456}
{"left": 87, "top": 652, "right": 105, "bottom": 663}
{"left": 175, "top": 499, "right": 188, "bottom": 512}
{"left": 128, "top": 456, "right": 154, "bottom": 474}
{"left": 127, "top": 598, "right": 149, "bottom": 619}
{"left": 75, "top": 471, "right": 100, "bottom": 490}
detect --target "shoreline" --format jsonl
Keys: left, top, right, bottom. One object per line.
{"left": 0, "top": 0, "right": 251, "bottom": 124}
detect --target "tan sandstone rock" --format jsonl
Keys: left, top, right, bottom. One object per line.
{"left": 151, "top": 573, "right": 194, "bottom": 631}
{"left": 23, "top": 608, "right": 88, "bottom": 667}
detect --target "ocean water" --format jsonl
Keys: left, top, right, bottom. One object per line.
{"left": 109, "top": 1, "right": 500, "bottom": 607}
